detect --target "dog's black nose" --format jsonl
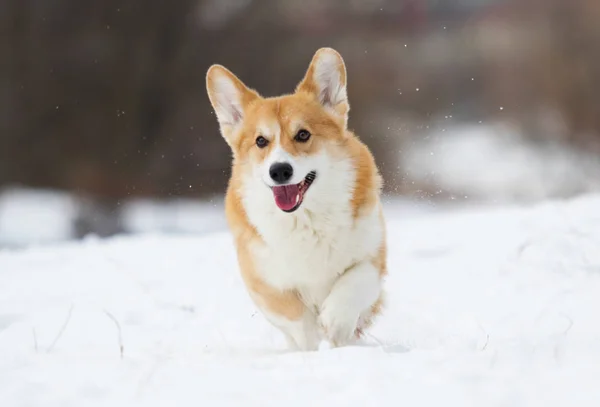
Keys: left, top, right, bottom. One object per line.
{"left": 269, "top": 162, "right": 294, "bottom": 184}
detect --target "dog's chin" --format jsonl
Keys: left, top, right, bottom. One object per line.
{"left": 269, "top": 171, "right": 317, "bottom": 213}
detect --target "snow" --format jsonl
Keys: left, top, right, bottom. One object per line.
{"left": 0, "top": 188, "right": 230, "bottom": 247}
{"left": 2, "top": 193, "right": 600, "bottom": 406}
{"left": 403, "top": 123, "right": 600, "bottom": 202}
{"left": 0, "top": 188, "right": 78, "bottom": 246}
{"left": 121, "top": 196, "right": 227, "bottom": 235}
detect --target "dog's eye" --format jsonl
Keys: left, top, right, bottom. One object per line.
{"left": 295, "top": 129, "right": 311, "bottom": 142}
{"left": 256, "top": 136, "right": 268, "bottom": 148}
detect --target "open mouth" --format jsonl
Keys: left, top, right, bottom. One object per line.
{"left": 271, "top": 171, "right": 317, "bottom": 213}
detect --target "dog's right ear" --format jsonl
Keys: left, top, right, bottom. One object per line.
{"left": 206, "top": 65, "right": 260, "bottom": 143}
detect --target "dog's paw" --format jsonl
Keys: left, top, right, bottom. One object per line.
{"left": 318, "top": 298, "right": 360, "bottom": 347}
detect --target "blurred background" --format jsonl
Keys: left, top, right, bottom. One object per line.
{"left": 1, "top": 0, "right": 600, "bottom": 248}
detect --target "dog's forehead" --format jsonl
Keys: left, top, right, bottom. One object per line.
{"left": 247, "top": 97, "right": 306, "bottom": 136}
{"left": 277, "top": 96, "right": 313, "bottom": 124}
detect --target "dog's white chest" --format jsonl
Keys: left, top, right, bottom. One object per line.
{"left": 252, "top": 207, "right": 381, "bottom": 307}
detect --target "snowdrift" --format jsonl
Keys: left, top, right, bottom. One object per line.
{"left": 1, "top": 194, "right": 600, "bottom": 406}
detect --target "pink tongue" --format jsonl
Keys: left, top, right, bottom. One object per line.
{"left": 272, "top": 184, "right": 300, "bottom": 211}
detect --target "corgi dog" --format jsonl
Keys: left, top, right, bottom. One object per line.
{"left": 206, "top": 48, "right": 387, "bottom": 350}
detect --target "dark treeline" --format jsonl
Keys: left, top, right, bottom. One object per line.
{"left": 1, "top": 0, "right": 599, "bottom": 201}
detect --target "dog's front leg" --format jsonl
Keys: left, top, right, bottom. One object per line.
{"left": 248, "top": 287, "right": 321, "bottom": 352}
{"left": 319, "top": 261, "right": 382, "bottom": 347}
{"left": 277, "top": 310, "right": 321, "bottom": 351}
{"left": 238, "top": 244, "right": 321, "bottom": 351}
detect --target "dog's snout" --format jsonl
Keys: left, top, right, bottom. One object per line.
{"left": 269, "top": 162, "right": 294, "bottom": 184}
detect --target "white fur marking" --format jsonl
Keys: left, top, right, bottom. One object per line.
{"left": 244, "top": 149, "right": 382, "bottom": 297}
{"left": 243, "top": 166, "right": 383, "bottom": 349}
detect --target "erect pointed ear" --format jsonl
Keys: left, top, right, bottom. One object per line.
{"left": 295, "top": 48, "right": 349, "bottom": 126}
{"left": 206, "top": 64, "right": 260, "bottom": 140}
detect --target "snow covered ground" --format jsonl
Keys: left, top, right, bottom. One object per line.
{"left": 1, "top": 193, "right": 600, "bottom": 406}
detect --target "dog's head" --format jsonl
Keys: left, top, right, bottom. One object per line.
{"left": 206, "top": 48, "right": 352, "bottom": 214}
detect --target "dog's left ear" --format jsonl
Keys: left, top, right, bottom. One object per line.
{"left": 296, "top": 48, "right": 349, "bottom": 127}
